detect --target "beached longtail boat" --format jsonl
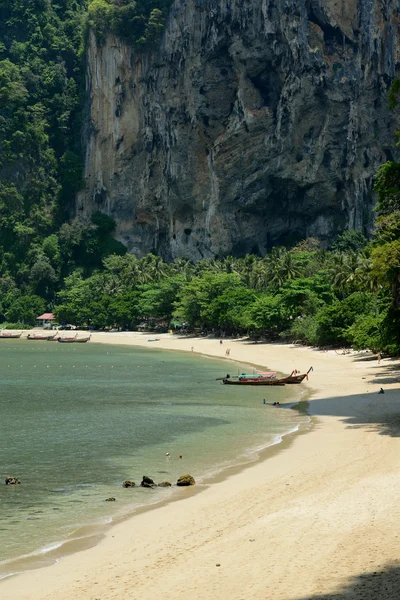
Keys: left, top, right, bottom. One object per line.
{"left": 57, "top": 334, "right": 91, "bottom": 343}
{"left": 279, "top": 367, "right": 313, "bottom": 384}
{"left": 221, "top": 367, "right": 313, "bottom": 386}
{"left": 27, "top": 332, "right": 58, "bottom": 341}
{"left": 0, "top": 331, "right": 22, "bottom": 338}
{"left": 73, "top": 335, "right": 91, "bottom": 343}
{"left": 223, "top": 378, "right": 286, "bottom": 386}
{"left": 57, "top": 334, "right": 78, "bottom": 343}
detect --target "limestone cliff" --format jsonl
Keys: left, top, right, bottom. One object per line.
{"left": 77, "top": 0, "right": 400, "bottom": 260}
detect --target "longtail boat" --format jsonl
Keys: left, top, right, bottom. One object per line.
{"left": 221, "top": 367, "right": 313, "bottom": 386}
{"left": 74, "top": 335, "right": 91, "bottom": 343}
{"left": 57, "top": 334, "right": 91, "bottom": 343}
{"left": 57, "top": 334, "right": 78, "bottom": 343}
{"left": 27, "top": 332, "right": 58, "bottom": 341}
{"left": 223, "top": 378, "right": 285, "bottom": 386}
{"left": 0, "top": 331, "right": 22, "bottom": 338}
{"left": 279, "top": 367, "right": 313, "bottom": 384}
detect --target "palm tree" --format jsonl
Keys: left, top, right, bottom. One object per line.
{"left": 329, "top": 252, "right": 356, "bottom": 295}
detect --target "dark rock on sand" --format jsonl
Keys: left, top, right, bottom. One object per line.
{"left": 158, "top": 481, "right": 172, "bottom": 487}
{"left": 5, "top": 477, "right": 20, "bottom": 485}
{"left": 141, "top": 476, "right": 156, "bottom": 488}
{"left": 122, "top": 480, "right": 136, "bottom": 488}
{"left": 176, "top": 474, "right": 195, "bottom": 487}
{"left": 105, "top": 497, "right": 116, "bottom": 501}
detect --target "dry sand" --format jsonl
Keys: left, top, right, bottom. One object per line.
{"left": 2, "top": 333, "right": 400, "bottom": 599}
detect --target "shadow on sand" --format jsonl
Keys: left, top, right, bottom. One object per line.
{"left": 297, "top": 563, "right": 400, "bottom": 599}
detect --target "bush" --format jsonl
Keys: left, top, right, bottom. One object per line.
{"left": 286, "top": 315, "right": 319, "bottom": 345}
{"left": 315, "top": 292, "right": 375, "bottom": 346}
{"left": 0, "top": 322, "right": 33, "bottom": 330}
{"left": 5, "top": 295, "right": 46, "bottom": 326}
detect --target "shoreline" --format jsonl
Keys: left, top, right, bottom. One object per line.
{"left": 0, "top": 341, "right": 310, "bottom": 581}
{"left": 2, "top": 334, "right": 400, "bottom": 599}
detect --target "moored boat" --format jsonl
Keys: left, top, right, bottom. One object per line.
{"left": 221, "top": 367, "right": 313, "bottom": 386}
{"left": 27, "top": 332, "right": 58, "bottom": 341}
{"left": 0, "top": 331, "right": 22, "bottom": 339}
{"left": 73, "top": 335, "right": 91, "bottom": 343}
{"left": 279, "top": 367, "right": 313, "bottom": 384}
{"left": 57, "top": 334, "right": 78, "bottom": 343}
{"left": 57, "top": 334, "right": 91, "bottom": 343}
{"left": 223, "top": 378, "right": 285, "bottom": 386}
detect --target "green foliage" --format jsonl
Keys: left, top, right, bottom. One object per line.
{"left": 286, "top": 315, "right": 319, "bottom": 346}
{"left": 330, "top": 230, "right": 368, "bottom": 253}
{"left": 315, "top": 292, "right": 375, "bottom": 346}
{"left": 0, "top": 322, "right": 33, "bottom": 330}
{"left": 173, "top": 273, "right": 244, "bottom": 327}
{"left": 87, "top": 0, "right": 172, "bottom": 47}
{"left": 5, "top": 294, "right": 45, "bottom": 325}
{"left": 0, "top": 0, "right": 88, "bottom": 290}
{"left": 374, "top": 161, "right": 400, "bottom": 215}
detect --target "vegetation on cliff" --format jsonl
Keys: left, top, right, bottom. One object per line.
{"left": 0, "top": 0, "right": 128, "bottom": 321}
{"left": 87, "top": 0, "right": 172, "bottom": 46}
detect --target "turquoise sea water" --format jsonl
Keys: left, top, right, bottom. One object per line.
{"left": 0, "top": 340, "right": 309, "bottom": 578}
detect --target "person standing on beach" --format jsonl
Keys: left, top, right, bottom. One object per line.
{"left": 377, "top": 353, "right": 382, "bottom": 364}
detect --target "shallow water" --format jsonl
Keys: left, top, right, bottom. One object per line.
{"left": 0, "top": 340, "right": 308, "bottom": 576}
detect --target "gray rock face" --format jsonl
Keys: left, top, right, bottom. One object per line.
{"left": 77, "top": 0, "right": 400, "bottom": 259}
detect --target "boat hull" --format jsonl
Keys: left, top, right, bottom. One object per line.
{"left": 57, "top": 337, "right": 90, "bottom": 343}
{"left": 278, "top": 374, "right": 308, "bottom": 384}
{"left": 0, "top": 334, "right": 22, "bottom": 339}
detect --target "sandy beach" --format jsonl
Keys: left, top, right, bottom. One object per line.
{"left": 2, "top": 333, "right": 400, "bottom": 599}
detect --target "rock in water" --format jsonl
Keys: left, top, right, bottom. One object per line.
{"left": 122, "top": 480, "right": 136, "bottom": 488}
{"left": 158, "top": 481, "right": 172, "bottom": 487}
{"left": 5, "top": 477, "right": 20, "bottom": 485}
{"left": 105, "top": 497, "right": 116, "bottom": 502}
{"left": 141, "top": 476, "right": 156, "bottom": 488}
{"left": 176, "top": 474, "right": 195, "bottom": 487}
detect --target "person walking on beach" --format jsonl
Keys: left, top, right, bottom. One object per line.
{"left": 377, "top": 352, "right": 382, "bottom": 364}
{"left": 220, "top": 339, "right": 223, "bottom": 345}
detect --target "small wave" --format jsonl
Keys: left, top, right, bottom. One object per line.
{"left": 194, "top": 422, "right": 306, "bottom": 485}
{"left": 0, "top": 540, "right": 63, "bottom": 570}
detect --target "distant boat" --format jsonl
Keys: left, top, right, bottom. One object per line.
{"left": 57, "top": 334, "right": 91, "bottom": 343}
{"left": 57, "top": 334, "right": 78, "bottom": 343}
{"left": 27, "top": 332, "right": 58, "bottom": 341}
{"left": 0, "top": 332, "right": 22, "bottom": 339}
{"left": 74, "top": 335, "right": 91, "bottom": 343}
